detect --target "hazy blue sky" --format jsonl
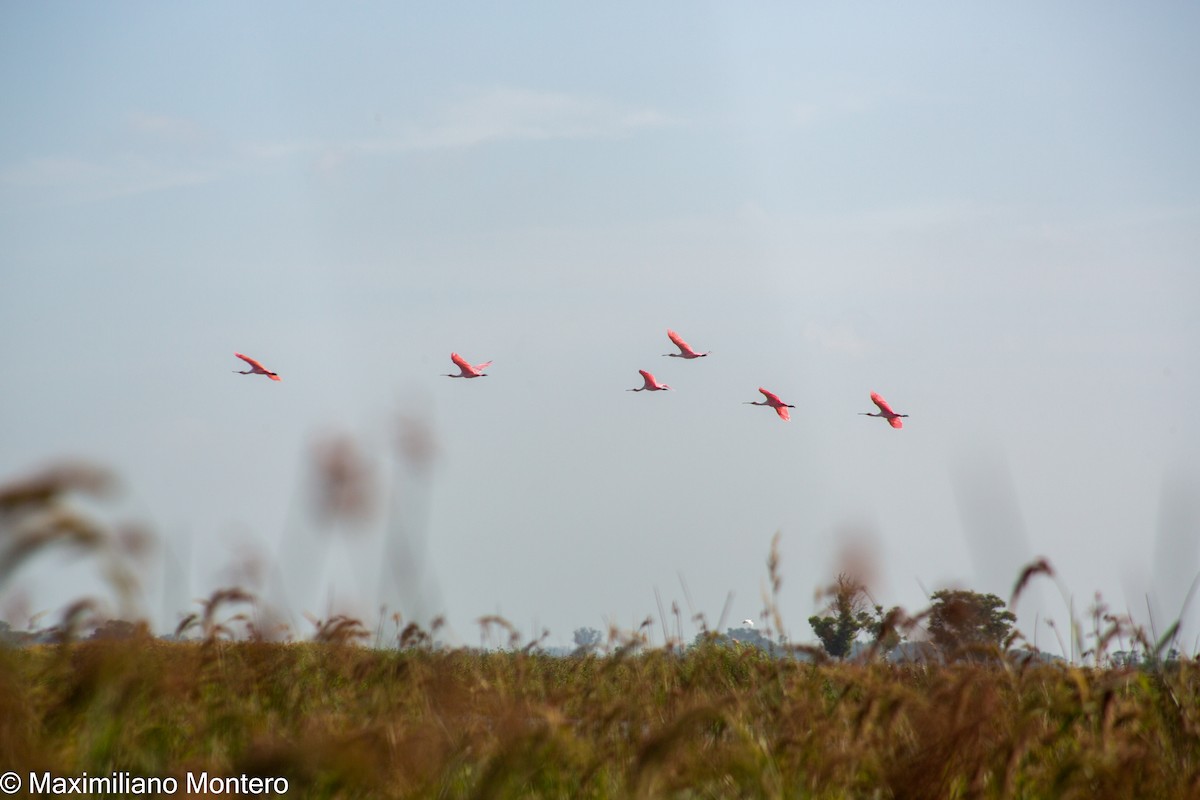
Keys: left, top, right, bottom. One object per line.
{"left": 2, "top": 3, "right": 1198, "bottom": 652}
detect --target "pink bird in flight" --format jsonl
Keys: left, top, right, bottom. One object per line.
{"left": 444, "top": 352, "right": 492, "bottom": 378}
{"left": 860, "top": 392, "right": 908, "bottom": 428}
{"left": 745, "top": 387, "right": 794, "bottom": 421}
{"left": 628, "top": 369, "right": 671, "bottom": 392}
{"left": 663, "top": 329, "right": 710, "bottom": 359}
{"left": 234, "top": 353, "right": 281, "bottom": 381}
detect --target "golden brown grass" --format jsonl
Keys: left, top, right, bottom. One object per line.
{"left": 2, "top": 635, "right": 1198, "bottom": 799}
{"left": 4, "top": 463, "right": 1199, "bottom": 798}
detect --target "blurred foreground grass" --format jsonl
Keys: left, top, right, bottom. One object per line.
{"left": 2, "top": 637, "right": 1198, "bottom": 799}
{"left": 4, "top": 462, "right": 1199, "bottom": 798}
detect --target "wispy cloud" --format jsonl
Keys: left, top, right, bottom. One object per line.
{"left": 1, "top": 112, "right": 226, "bottom": 206}
{"left": 0, "top": 154, "right": 215, "bottom": 204}
{"left": 238, "top": 139, "right": 321, "bottom": 160}
{"left": 391, "top": 87, "right": 675, "bottom": 150}
{"left": 312, "top": 87, "right": 676, "bottom": 167}
{"left": 0, "top": 89, "right": 676, "bottom": 205}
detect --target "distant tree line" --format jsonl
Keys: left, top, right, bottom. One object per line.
{"left": 804, "top": 573, "right": 1020, "bottom": 661}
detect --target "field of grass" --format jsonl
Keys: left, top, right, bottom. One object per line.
{"left": 3, "top": 464, "right": 1199, "bottom": 797}
{"left": 2, "top": 634, "right": 1198, "bottom": 799}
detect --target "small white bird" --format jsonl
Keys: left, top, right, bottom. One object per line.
{"left": 742, "top": 619, "right": 755, "bottom": 628}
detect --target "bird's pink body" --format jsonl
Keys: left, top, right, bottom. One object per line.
{"left": 664, "top": 329, "right": 710, "bottom": 359}
{"left": 746, "top": 387, "right": 793, "bottom": 420}
{"left": 445, "top": 353, "right": 492, "bottom": 378}
{"left": 629, "top": 369, "right": 671, "bottom": 391}
{"left": 234, "top": 352, "right": 281, "bottom": 381}
{"left": 861, "top": 392, "right": 907, "bottom": 428}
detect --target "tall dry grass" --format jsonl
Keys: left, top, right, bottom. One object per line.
{"left": 2, "top": 461, "right": 1199, "bottom": 798}
{"left": 2, "top": 636, "right": 1198, "bottom": 798}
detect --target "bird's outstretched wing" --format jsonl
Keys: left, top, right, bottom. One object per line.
{"left": 759, "top": 387, "right": 783, "bottom": 404}
{"left": 667, "top": 329, "right": 696, "bottom": 356}
{"left": 235, "top": 352, "right": 266, "bottom": 371}
{"left": 870, "top": 392, "right": 895, "bottom": 416}
{"left": 450, "top": 353, "right": 474, "bottom": 374}
{"left": 235, "top": 352, "right": 280, "bottom": 380}
{"left": 775, "top": 405, "right": 791, "bottom": 421}
{"left": 888, "top": 417, "right": 903, "bottom": 429}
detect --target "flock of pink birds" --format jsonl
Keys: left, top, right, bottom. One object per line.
{"left": 234, "top": 330, "right": 908, "bottom": 428}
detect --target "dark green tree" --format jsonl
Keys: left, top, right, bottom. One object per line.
{"left": 866, "top": 604, "right": 905, "bottom": 652}
{"left": 808, "top": 573, "right": 874, "bottom": 658}
{"left": 927, "top": 589, "right": 1016, "bottom": 653}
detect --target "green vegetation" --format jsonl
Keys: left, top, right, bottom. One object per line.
{"left": 807, "top": 573, "right": 903, "bottom": 658}
{"left": 4, "top": 465, "right": 1200, "bottom": 797}
{"left": 927, "top": 589, "right": 1018, "bottom": 654}
{"left": 1, "top": 637, "right": 1198, "bottom": 798}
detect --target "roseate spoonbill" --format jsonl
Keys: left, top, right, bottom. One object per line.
{"left": 860, "top": 392, "right": 908, "bottom": 429}
{"left": 744, "top": 387, "right": 794, "bottom": 421}
{"left": 444, "top": 353, "right": 492, "bottom": 378}
{"left": 628, "top": 369, "right": 671, "bottom": 391}
{"left": 663, "top": 329, "right": 710, "bottom": 359}
{"left": 233, "top": 353, "right": 281, "bottom": 381}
